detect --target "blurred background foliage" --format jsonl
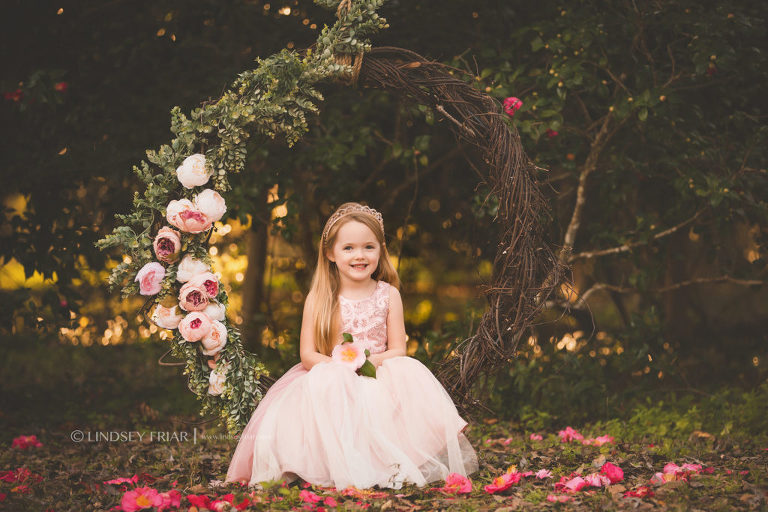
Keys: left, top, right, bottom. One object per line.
{"left": 1, "top": 0, "right": 766, "bottom": 426}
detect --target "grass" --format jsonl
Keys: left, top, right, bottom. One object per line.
{"left": 0, "top": 339, "right": 766, "bottom": 511}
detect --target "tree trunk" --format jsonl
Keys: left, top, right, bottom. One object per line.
{"left": 241, "top": 193, "right": 269, "bottom": 354}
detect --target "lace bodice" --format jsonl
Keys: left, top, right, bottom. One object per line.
{"left": 338, "top": 280, "right": 390, "bottom": 354}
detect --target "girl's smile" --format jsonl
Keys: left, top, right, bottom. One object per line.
{"left": 327, "top": 220, "right": 381, "bottom": 286}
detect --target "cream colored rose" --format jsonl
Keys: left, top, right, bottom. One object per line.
{"left": 176, "top": 154, "right": 212, "bottom": 189}
{"left": 203, "top": 302, "right": 226, "bottom": 322}
{"left": 151, "top": 303, "right": 184, "bottom": 329}
{"left": 176, "top": 254, "right": 209, "bottom": 283}
{"left": 208, "top": 366, "right": 227, "bottom": 395}
{"left": 193, "top": 189, "right": 227, "bottom": 223}
{"left": 201, "top": 320, "right": 227, "bottom": 356}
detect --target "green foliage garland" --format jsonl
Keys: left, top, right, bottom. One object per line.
{"left": 96, "top": 0, "right": 388, "bottom": 435}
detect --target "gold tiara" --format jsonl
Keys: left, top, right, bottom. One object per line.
{"left": 322, "top": 204, "right": 385, "bottom": 243}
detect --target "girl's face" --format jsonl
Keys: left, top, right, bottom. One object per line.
{"left": 327, "top": 220, "right": 381, "bottom": 285}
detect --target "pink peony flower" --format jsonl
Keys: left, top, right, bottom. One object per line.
{"left": 176, "top": 154, "right": 212, "bottom": 189}
{"left": 547, "top": 494, "right": 572, "bottom": 503}
{"left": 178, "top": 281, "right": 209, "bottom": 312}
{"left": 152, "top": 226, "right": 182, "bottom": 263}
{"left": 176, "top": 254, "right": 210, "bottom": 283}
{"left": 585, "top": 472, "right": 611, "bottom": 487}
{"left": 188, "top": 271, "right": 219, "bottom": 299}
{"left": 194, "top": 189, "right": 227, "bottom": 223}
{"left": 529, "top": 433, "right": 543, "bottom": 441}
{"left": 203, "top": 302, "right": 226, "bottom": 322}
{"left": 208, "top": 365, "right": 227, "bottom": 395}
{"left": 558, "top": 426, "right": 584, "bottom": 443}
{"left": 503, "top": 96, "right": 523, "bottom": 117}
{"left": 201, "top": 320, "right": 227, "bottom": 356}
{"left": 331, "top": 342, "right": 366, "bottom": 370}
{"left": 157, "top": 489, "right": 182, "bottom": 511}
{"left": 11, "top": 435, "right": 42, "bottom": 450}
{"left": 483, "top": 472, "right": 521, "bottom": 494}
{"left": 151, "top": 303, "right": 184, "bottom": 330}
{"left": 178, "top": 312, "right": 212, "bottom": 342}
{"left": 601, "top": 462, "right": 624, "bottom": 484}
{"left": 166, "top": 199, "right": 212, "bottom": 234}
{"left": 535, "top": 469, "right": 552, "bottom": 479}
{"left": 135, "top": 262, "right": 165, "bottom": 296}
{"left": 120, "top": 486, "right": 162, "bottom": 511}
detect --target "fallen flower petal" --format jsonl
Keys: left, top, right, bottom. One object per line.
{"left": 529, "top": 433, "right": 543, "bottom": 441}
{"left": 600, "top": 462, "right": 624, "bottom": 484}
{"left": 11, "top": 435, "right": 43, "bottom": 450}
{"left": 558, "top": 427, "right": 584, "bottom": 443}
{"left": 623, "top": 486, "right": 654, "bottom": 498}
{"left": 535, "top": 469, "right": 552, "bottom": 479}
{"left": 547, "top": 494, "right": 572, "bottom": 503}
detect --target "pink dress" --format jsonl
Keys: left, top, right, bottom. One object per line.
{"left": 226, "top": 280, "right": 478, "bottom": 490}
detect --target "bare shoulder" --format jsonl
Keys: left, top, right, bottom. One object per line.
{"left": 387, "top": 283, "right": 403, "bottom": 304}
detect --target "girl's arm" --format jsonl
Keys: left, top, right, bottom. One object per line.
{"left": 369, "top": 286, "right": 407, "bottom": 367}
{"left": 299, "top": 293, "right": 332, "bottom": 371}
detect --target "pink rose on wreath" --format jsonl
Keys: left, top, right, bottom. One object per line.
{"left": 152, "top": 226, "right": 181, "bottom": 263}
{"left": 208, "top": 365, "right": 227, "bottom": 395}
{"left": 503, "top": 96, "right": 523, "bottom": 116}
{"left": 194, "top": 188, "right": 227, "bottom": 223}
{"left": 201, "top": 320, "right": 227, "bottom": 356}
{"left": 135, "top": 262, "right": 165, "bottom": 296}
{"left": 166, "top": 199, "right": 212, "bottom": 234}
{"left": 178, "top": 281, "right": 209, "bottom": 312}
{"left": 188, "top": 271, "right": 219, "bottom": 299}
{"left": 331, "top": 341, "right": 366, "bottom": 370}
{"left": 151, "top": 303, "right": 184, "bottom": 329}
{"left": 203, "top": 302, "right": 226, "bottom": 322}
{"left": 179, "top": 312, "right": 212, "bottom": 342}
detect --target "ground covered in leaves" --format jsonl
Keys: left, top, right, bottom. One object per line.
{"left": 1, "top": 342, "right": 766, "bottom": 511}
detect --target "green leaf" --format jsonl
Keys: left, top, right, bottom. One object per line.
{"left": 359, "top": 360, "right": 377, "bottom": 378}
{"left": 638, "top": 108, "right": 648, "bottom": 121}
{"left": 342, "top": 332, "right": 353, "bottom": 344}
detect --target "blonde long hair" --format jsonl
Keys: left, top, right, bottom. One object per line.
{"left": 308, "top": 202, "right": 401, "bottom": 356}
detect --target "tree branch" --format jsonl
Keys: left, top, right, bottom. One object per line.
{"left": 568, "top": 209, "right": 706, "bottom": 262}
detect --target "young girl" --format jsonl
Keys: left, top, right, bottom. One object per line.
{"left": 226, "top": 202, "right": 478, "bottom": 490}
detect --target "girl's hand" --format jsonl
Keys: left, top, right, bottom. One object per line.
{"left": 368, "top": 353, "right": 383, "bottom": 368}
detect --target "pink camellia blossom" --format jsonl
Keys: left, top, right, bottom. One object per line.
{"left": 156, "top": 490, "right": 182, "bottom": 511}
{"left": 331, "top": 342, "right": 366, "bottom": 370}
{"left": 135, "top": 262, "right": 165, "bottom": 296}
{"left": 120, "top": 486, "right": 162, "bottom": 511}
{"left": 583, "top": 435, "right": 614, "bottom": 447}
{"left": 188, "top": 271, "right": 219, "bottom": 299}
{"left": 178, "top": 281, "right": 209, "bottom": 312}
{"left": 529, "top": 433, "right": 543, "bottom": 441}
{"left": 601, "top": 462, "right": 624, "bottom": 484}
{"left": 104, "top": 475, "right": 139, "bottom": 486}
{"left": 662, "top": 462, "right": 681, "bottom": 475}
{"left": 483, "top": 472, "right": 521, "bottom": 494}
{"left": 201, "top": 320, "right": 227, "bottom": 356}
{"left": 194, "top": 189, "right": 227, "bottom": 223}
{"left": 585, "top": 472, "right": 611, "bottom": 487}
{"left": 432, "top": 473, "right": 472, "bottom": 494}
{"left": 555, "top": 475, "right": 587, "bottom": 493}
{"left": 623, "top": 486, "right": 654, "bottom": 498}
{"left": 535, "top": 469, "right": 552, "bottom": 479}
{"left": 151, "top": 303, "right": 184, "bottom": 330}
{"left": 152, "top": 227, "right": 182, "bottom": 263}
{"left": 503, "top": 96, "right": 523, "bottom": 116}
{"left": 178, "top": 312, "right": 212, "bottom": 342}
{"left": 558, "top": 426, "right": 584, "bottom": 443}
{"left": 324, "top": 496, "right": 338, "bottom": 507}
{"left": 166, "top": 199, "right": 212, "bottom": 234}
{"left": 186, "top": 494, "right": 212, "bottom": 509}
{"left": 11, "top": 435, "right": 42, "bottom": 450}
{"left": 547, "top": 494, "right": 572, "bottom": 503}
{"left": 299, "top": 490, "right": 322, "bottom": 503}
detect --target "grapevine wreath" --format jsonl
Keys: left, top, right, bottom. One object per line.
{"left": 97, "top": 0, "right": 565, "bottom": 435}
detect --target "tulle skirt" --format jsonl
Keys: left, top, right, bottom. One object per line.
{"left": 226, "top": 356, "right": 478, "bottom": 490}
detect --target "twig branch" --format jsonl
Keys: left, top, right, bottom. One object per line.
{"left": 569, "top": 209, "right": 706, "bottom": 262}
